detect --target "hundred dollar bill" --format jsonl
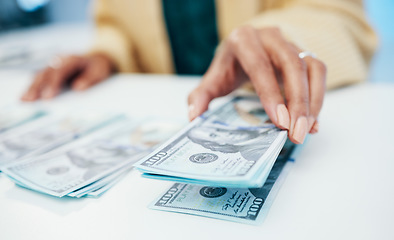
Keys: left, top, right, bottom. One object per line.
{"left": 134, "top": 97, "right": 287, "bottom": 188}
{"left": 0, "top": 112, "right": 122, "bottom": 167}
{"left": 150, "top": 141, "right": 297, "bottom": 225}
{"left": 1, "top": 119, "right": 164, "bottom": 197}
{"left": 0, "top": 105, "right": 46, "bottom": 133}
{"left": 79, "top": 170, "right": 129, "bottom": 198}
{"left": 66, "top": 164, "right": 133, "bottom": 198}
{"left": 67, "top": 118, "right": 185, "bottom": 197}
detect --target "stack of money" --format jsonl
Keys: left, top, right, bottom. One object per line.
{"left": 134, "top": 96, "right": 287, "bottom": 188}
{"left": 150, "top": 140, "right": 299, "bottom": 225}
{"left": 0, "top": 111, "right": 122, "bottom": 168}
{"left": 1, "top": 116, "right": 183, "bottom": 198}
{"left": 0, "top": 98, "right": 299, "bottom": 223}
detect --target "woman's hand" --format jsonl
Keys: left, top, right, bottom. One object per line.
{"left": 21, "top": 53, "right": 115, "bottom": 101}
{"left": 188, "top": 26, "right": 326, "bottom": 144}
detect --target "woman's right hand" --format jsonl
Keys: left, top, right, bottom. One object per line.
{"left": 21, "top": 53, "right": 115, "bottom": 101}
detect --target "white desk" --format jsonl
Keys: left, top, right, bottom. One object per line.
{"left": 0, "top": 73, "right": 393, "bottom": 240}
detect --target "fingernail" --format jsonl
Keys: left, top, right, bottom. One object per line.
{"left": 188, "top": 104, "right": 196, "bottom": 121}
{"left": 42, "top": 89, "right": 55, "bottom": 99}
{"left": 310, "top": 121, "right": 319, "bottom": 134}
{"left": 307, "top": 116, "right": 315, "bottom": 131}
{"left": 276, "top": 104, "right": 290, "bottom": 130}
{"left": 292, "top": 116, "right": 308, "bottom": 144}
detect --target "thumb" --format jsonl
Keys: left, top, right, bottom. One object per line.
{"left": 187, "top": 86, "right": 215, "bottom": 121}
{"left": 188, "top": 47, "right": 240, "bottom": 121}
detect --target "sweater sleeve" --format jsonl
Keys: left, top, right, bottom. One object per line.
{"left": 246, "top": 0, "right": 378, "bottom": 89}
{"left": 88, "top": 0, "right": 139, "bottom": 73}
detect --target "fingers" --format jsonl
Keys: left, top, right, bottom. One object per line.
{"left": 227, "top": 26, "right": 290, "bottom": 131}
{"left": 303, "top": 57, "right": 326, "bottom": 133}
{"left": 189, "top": 26, "right": 327, "bottom": 142}
{"left": 258, "top": 28, "right": 311, "bottom": 143}
{"left": 71, "top": 56, "right": 113, "bottom": 91}
{"left": 21, "top": 69, "right": 50, "bottom": 101}
{"left": 188, "top": 45, "right": 240, "bottom": 120}
{"left": 40, "top": 68, "right": 66, "bottom": 99}
{"left": 188, "top": 86, "right": 215, "bottom": 121}
{"left": 21, "top": 56, "right": 85, "bottom": 101}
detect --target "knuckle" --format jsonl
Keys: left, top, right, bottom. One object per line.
{"left": 289, "top": 95, "right": 309, "bottom": 108}
{"left": 228, "top": 26, "right": 254, "bottom": 45}
{"left": 264, "top": 27, "right": 281, "bottom": 35}
{"left": 260, "top": 27, "right": 282, "bottom": 39}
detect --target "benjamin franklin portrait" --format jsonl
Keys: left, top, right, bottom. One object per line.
{"left": 187, "top": 125, "right": 279, "bottom": 162}
{"left": 66, "top": 141, "right": 138, "bottom": 180}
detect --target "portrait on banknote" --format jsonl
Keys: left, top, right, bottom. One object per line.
{"left": 187, "top": 124, "right": 280, "bottom": 161}
{"left": 66, "top": 140, "right": 142, "bottom": 179}
{"left": 0, "top": 129, "right": 64, "bottom": 159}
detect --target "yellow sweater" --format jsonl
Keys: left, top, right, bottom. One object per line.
{"left": 90, "top": 0, "right": 377, "bottom": 89}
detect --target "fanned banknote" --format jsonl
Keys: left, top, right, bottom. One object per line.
{"left": 67, "top": 118, "right": 184, "bottom": 198}
{"left": 134, "top": 97, "right": 287, "bottom": 188}
{"left": 150, "top": 140, "right": 299, "bottom": 225}
{"left": 0, "top": 112, "right": 122, "bottom": 168}
{"left": 2, "top": 118, "right": 184, "bottom": 197}
{"left": 84, "top": 171, "right": 128, "bottom": 198}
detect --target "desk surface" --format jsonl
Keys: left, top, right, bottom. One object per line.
{"left": 0, "top": 73, "right": 393, "bottom": 240}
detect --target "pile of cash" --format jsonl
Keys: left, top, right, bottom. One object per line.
{"left": 131, "top": 96, "right": 300, "bottom": 224}
{"left": 134, "top": 97, "right": 287, "bottom": 188}
{"left": 0, "top": 97, "right": 299, "bottom": 224}
{"left": 151, "top": 140, "right": 298, "bottom": 224}
{"left": 0, "top": 106, "right": 182, "bottom": 198}
{"left": 0, "top": 110, "right": 121, "bottom": 166}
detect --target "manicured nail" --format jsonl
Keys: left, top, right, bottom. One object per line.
{"left": 188, "top": 104, "right": 196, "bottom": 121}
{"left": 310, "top": 121, "right": 319, "bottom": 134}
{"left": 307, "top": 116, "right": 315, "bottom": 131}
{"left": 276, "top": 104, "right": 290, "bottom": 130}
{"left": 292, "top": 116, "right": 308, "bottom": 144}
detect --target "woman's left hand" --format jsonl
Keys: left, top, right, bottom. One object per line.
{"left": 188, "top": 26, "right": 326, "bottom": 144}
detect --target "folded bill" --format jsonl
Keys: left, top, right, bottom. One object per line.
{"left": 150, "top": 140, "right": 298, "bottom": 225}
{"left": 134, "top": 96, "right": 287, "bottom": 188}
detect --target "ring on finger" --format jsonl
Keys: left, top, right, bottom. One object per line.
{"left": 298, "top": 51, "right": 317, "bottom": 59}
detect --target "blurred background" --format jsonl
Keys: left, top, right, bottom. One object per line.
{"left": 0, "top": 0, "right": 393, "bottom": 82}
